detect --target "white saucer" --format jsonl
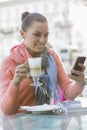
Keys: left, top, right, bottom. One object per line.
{"left": 20, "top": 104, "right": 59, "bottom": 114}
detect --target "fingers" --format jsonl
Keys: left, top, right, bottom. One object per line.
{"left": 16, "top": 62, "right": 28, "bottom": 73}
{"left": 71, "top": 69, "right": 84, "bottom": 77}
{"left": 13, "top": 62, "right": 29, "bottom": 86}
{"left": 16, "top": 62, "right": 28, "bottom": 69}
{"left": 69, "top": 68, "right": 85, "bottom": 87}
{"left": 78, "top": 63, "right": 85, "bottom": 71}
{"left": 15, "top": 71, "right": 27, "bottom": 78}
{"left": 71, "top": 63, "right": 85, "bottom": 77}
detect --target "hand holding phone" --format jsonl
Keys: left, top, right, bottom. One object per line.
{"left": 71, "top": 56, "right": 86, "bottom": 76}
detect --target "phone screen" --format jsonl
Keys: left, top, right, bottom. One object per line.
{"left": 72, "top": 56, "right": 86, "bottom": 75}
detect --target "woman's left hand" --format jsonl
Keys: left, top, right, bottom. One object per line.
{"left": 69, "top": 63, "right": 85, "bottom": 87}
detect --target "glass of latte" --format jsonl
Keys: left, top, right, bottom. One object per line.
{"left": 28, "top": 57, "right": 42, "bottom": 87}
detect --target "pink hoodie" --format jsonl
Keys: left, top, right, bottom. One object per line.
{"left": 0, "top": 43, "right": 83, "bottom": 115}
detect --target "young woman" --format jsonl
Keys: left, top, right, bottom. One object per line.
{"left": 0, "top": 11, "right": 85, "bottom": 116}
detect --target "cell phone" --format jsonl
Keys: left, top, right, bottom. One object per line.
{"left": 72, "top": 56, "right": 86, "bottom": 75}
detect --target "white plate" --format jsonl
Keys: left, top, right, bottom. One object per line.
{"left": 20, "top": 104, "right": 59, "bottom": 114}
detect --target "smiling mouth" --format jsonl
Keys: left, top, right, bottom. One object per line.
{"left": 36, "top": 44, "right": 45, "bottom": 48}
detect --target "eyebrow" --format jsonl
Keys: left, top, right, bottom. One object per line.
{"left": 34, "top": 31, "right": 49, "bottom": 35}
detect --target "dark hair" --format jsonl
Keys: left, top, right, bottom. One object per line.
{"left": 21, "top": 11, "right": 47, "bottom": 32}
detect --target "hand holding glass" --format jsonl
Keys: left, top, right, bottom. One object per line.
{"left": 28, "top": 57, "right": 42, "bottom": 86}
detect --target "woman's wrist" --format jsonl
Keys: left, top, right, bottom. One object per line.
{"left": 77, "top": 80, "right": 86, "bottom": 88}
{"left": 80, "top": 80, "right": 87, "bottom": 88}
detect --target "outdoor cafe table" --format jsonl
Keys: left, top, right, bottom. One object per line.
{"left": 2, "top": 111, "right": 87, "bottom": 130}
{"left": 1, "top": 97, "right": 87, "bottom": 130}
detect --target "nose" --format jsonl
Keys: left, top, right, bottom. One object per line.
{"left": 39, "top": 36, "right": 47, "bottom": 43}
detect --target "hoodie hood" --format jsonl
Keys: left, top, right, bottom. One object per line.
{"left": 10, "top": 43, "right": 31, "bottom": 64}
{"left": 10, "top": 42, "right": 52, "bottom": 64}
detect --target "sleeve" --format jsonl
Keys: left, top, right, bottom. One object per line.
{"left": 0, "top": 57, "right": 20, "bottom": 116}
{"left": 51, "top": 50, "right": 83, "bottom": 100}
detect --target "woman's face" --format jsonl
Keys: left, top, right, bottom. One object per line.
{"left": 21, "top": 21, "right": 49, "bottom": 53}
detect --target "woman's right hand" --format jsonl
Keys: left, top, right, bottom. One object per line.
{"left": 69, "top": 63, "right": 85, "bottom": 87}
{"left": 12, "top": 62, "right": 28, "bottom": 87}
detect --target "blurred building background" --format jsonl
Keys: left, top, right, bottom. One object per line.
{"left": 0, "top": 0, "right": 87, "bottom": 73}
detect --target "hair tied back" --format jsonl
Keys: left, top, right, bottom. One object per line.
{"left": 21, "top": 11, "right": 30, "bottom": 21}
